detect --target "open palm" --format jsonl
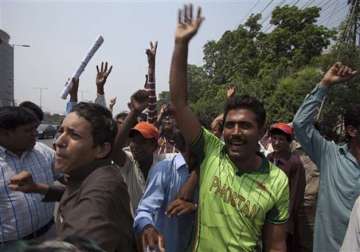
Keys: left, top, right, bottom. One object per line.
{"left": 175, "top": 4, "right": 204, "bottom": 43}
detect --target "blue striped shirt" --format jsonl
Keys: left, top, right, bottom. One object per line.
{"left": 0, "top": 142, "right": 56, "bottom": 242}
{"left": 134, "top": 154, "right": 195, "bottom": 252}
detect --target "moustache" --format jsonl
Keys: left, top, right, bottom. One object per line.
{"left": 229, "top": 135, "right": 248, "bottom": 145}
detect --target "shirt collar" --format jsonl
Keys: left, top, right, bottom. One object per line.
{"left": 67, "top": 158, "right": 112, "bottom": 185}
{"left": 339, "top": 143, "right": 360, "bottom": 166}
{"left": 339, "top": 143, "right": 349, "bottom": 154}
{"left": 173, "top": 153, "right": 187, "bottom": 170}
{"left": 220, "top": 146, "right": 270, "bottom": 175}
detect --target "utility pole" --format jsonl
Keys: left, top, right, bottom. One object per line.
{"left": 33, "top": 87, "right": 48, "bottom": 109}
{"left": 346, "top": 0, "right": 360, "bottom": 46}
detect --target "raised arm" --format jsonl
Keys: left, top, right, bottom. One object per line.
{"left": 66, "top": 78, "right": 79, "bottom": 114}
{"left": 109, "top": 97, "right": 117, "bottom": 112}
{"left": 226, "top": 84, "right": 236, "bottom": 99}
{"left": 145, "top": 41, "right": 158, "bottom": 124}
{"left": 111, "top": 90, "right": 149, "bottom": 166}
{"left": 169, "top": 4, "right": 204, "bottom": 144}
{"left": 94, "top": 61, "right": 113, "bottom": 107}
{"left": 293, "top": 63, "right": 357, "bottom": 165}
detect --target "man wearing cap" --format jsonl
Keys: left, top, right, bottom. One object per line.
{"left": 119, "top": 121, "right": 161, "bottom": 213}
{"left": 267, "top": 122, "right": 305, "bottom": 252}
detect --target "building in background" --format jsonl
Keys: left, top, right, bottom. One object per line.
{"left": 0, "top": 29, "right": 14, "bottom": 106}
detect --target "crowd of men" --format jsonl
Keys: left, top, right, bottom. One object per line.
{"left": 1, "top": 4, "right": 360, "bottom": 252}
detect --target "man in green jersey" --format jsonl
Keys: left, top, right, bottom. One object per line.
{"left": 169, "top": 4, "right": 289, "bottom": 252}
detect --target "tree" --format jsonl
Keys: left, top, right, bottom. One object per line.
{"left": 266, "top": 66, "right": 322, "bottom": 123}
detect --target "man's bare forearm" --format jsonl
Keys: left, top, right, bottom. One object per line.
{"left": 170, "top": 42, "right": 189, "bottom": 108}
{"left": 112, "top": 110, "right": 139, "bottom": 165}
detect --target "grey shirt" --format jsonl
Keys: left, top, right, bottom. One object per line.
{"left": 293, "top": 84, "right": 360, "bottom": 252}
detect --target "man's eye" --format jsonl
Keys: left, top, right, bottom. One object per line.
{"left": 70, "top": 132, "right": 81, "bottom": 139}
{"left": 225, "top": 122, "right": 235, "bottom": 128}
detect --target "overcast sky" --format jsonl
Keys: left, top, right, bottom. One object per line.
{"left": 0, "top": 0, "right": 347, "bottom": 115}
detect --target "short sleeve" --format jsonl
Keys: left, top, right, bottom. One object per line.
{"left": 266, "top": 173, "right": 289, "bottom": 224}
{"left": 190, "top": 127, "right": 224, "bottom": 166}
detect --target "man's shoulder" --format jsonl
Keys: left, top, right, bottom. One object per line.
{"left": 33, "top": 142, "right": 55, "bottom": 156}
{"left": 85, "top": 164, "right": 127, "bottom": 191}
{"left": 92, "top": 164, "right": 124, "bottom": 180}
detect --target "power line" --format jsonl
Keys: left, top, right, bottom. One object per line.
{"left": 260, "top": 0, "right": 287, "bottom": 30}
{"left": 326, "top": 4, "right": 350, "bottom": 27}
{"left": 259, "top": 0, "right": 276, "bottom": 14}
{"left": 301, "top": 0, "right": 317, "bottom": 8}
{"left": 319, "top": 1, "right": 347, "bottom": 27}
{"left": 241, "top": 0, "right": 262, "bottom": 24}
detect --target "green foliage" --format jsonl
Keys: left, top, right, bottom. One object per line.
{"left": 265, "top": 67, "right": 322, "bottom": 123}
{"left": 185, "top": 5, "right": 336, "bottom": 127}
{"left": 158, "top": 91, "right": 170, "bottom": 106}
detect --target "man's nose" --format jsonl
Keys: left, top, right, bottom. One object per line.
{"left": 55, "top": 132, "right": 67, "bottom": 148}
{"left": 233, "top": 124, "right": 241, "bottom": 135}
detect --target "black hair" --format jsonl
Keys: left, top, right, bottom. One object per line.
{"left": 344, "top": 104, "right": 360, "bottom": 142}
{"left": 115, "top": 112, "right": 128, "bottom": 121}
{"left": 0, "top": 106, "right": 38, "bottom": 130}
{"left": 269, "top": 128, "right": 292, "bottom": 142}
{"left": 344, "top": 104, "right": 360, "bottom": 129}
{"left": 19, "top": 101, "right": 44, "bottom": 122}
{"left": 222, "top": 95, "right": 266, "bottom": 130}
{"left": 71, "top": 102, "right": 117, "bottom": 147}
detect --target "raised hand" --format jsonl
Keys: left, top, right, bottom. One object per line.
{"left": 109, "top": 97, "right": 117, "bottom": 112}
{"left": 146, "top": 41, "right": 158, "bottom": 65}
{"left": 226, "top": 84, "right": 236, "bottom": 99}
{"left": 320, "top": 62, "right": 357, "bottom": 87}
{"left": 96, "top": 62, "right": 113, "bottom": 94}
{"left": 69, "top": 78, "right": 79, "bottom": 102}
{"left": 175, "top": 4, "right": 205, "bottom": 43}
{"left": 141, "top": 225, "right": 165, "bottom": 252}
{"left": 109, "top": 97, "right": 117, "bottom": 106}
{"left": 129, "top": 89, "right": 149, "bottom": 113}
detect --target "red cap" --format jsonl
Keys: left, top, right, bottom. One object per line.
{"left": 129, "top": 122, "right": 159, "bottom": 140}
{"left": 270, "top": 122, "right": 293, "bottom": 136}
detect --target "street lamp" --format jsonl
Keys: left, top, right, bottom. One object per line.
{"left": 12, "top": 44, "right": 31, "bottom": 48}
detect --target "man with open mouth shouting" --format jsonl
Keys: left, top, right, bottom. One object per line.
{"left": 169, "top": 4, "right": 289, "bottom": 252}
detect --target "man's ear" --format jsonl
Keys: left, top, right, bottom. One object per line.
{"left": 346, "top": 125, "right": 358, "bottom": 138}
{"left": 95, "top": 142, "right": 112, "bottom": 159}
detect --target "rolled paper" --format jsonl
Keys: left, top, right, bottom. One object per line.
{"left": 61, "top": 35, "right": 104, "bottom": 99}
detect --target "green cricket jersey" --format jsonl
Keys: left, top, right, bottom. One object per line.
{"left": 191, "top": 128, "right": 289, "bottom": 252}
